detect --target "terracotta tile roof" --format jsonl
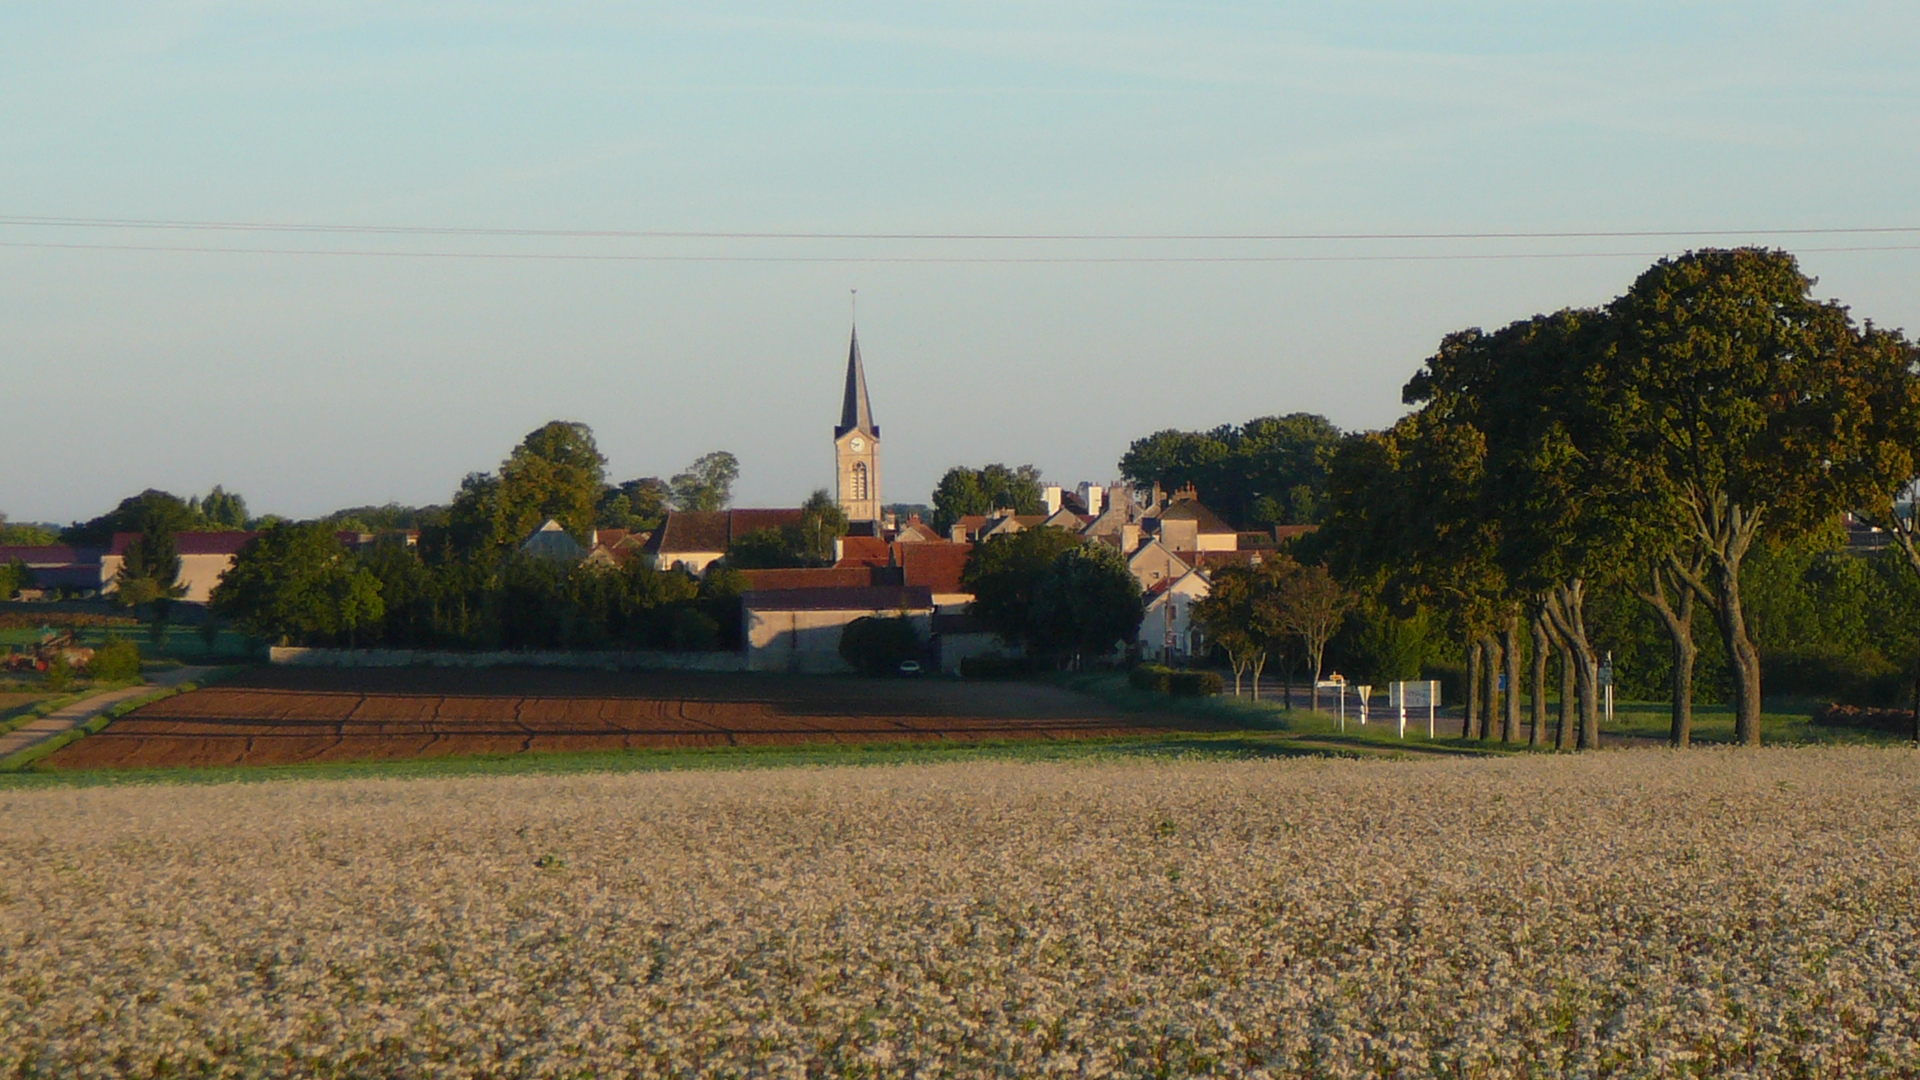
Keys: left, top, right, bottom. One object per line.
{"left": 835, "top": 535, "right": 893, "bottom": 567}
{"left": 108, "top": 532, "right": 257, "bottom": 557}
{"left": 1273, "top": 524, "right": 1320, "bottom": 544}
{"left": 742, "top": 585, "right": 934, "bottom": 612}
{"left": 953, "top": 515, "right": 991, "bottom": 540}
{"left": 899, "top": 541, "right": 973, "bottom": 594}
{"left": 1154, "top": 498, "right": 1236, "bottom": 534}
{"left": 728, "top": 509, "right": 806, "bottom": 538}
{"left": 737, "top": 567, "right": 878, "bottom": 591}
{"left": 895, "top": 522, "right": 942, "bottom": 543}
{"left": 0, "top": 545, "right": 94, "bottom": 567}
{"left": 646, "top": 509, "right": 808, "bottom": 555}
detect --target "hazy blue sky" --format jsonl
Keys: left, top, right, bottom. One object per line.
{"left": 5, "top": 2, "right": 1919, "bottom": 524}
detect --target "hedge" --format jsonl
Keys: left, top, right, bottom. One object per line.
{"left": 1130, "top": 665, "right": 1223, "bottom": 697}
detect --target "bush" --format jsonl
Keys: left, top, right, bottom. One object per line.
{"left": 1812, "top": 703, "right": 1919, "bottom": 735}
{"left": 960, "top": 655, "right": 1033, "bottom": 680}
{"left": 1130, "top": 665, "right": 1173, "bottom": 693}
{"left": 44, "top": 652, "right": 73, "bottom": 692}
{"left": 1168, "top": 670, "right": 1223, "bottom": 697}
{"left": 838, "top": 616, "right": 922, "bottom": 677}
{"left": 88, "top": 639, "right": 142, "bottom": 682}
{"left": 1129, "top": 665, "right": 1222, "bottom": 697}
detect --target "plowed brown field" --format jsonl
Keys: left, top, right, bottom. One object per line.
{"left": 42, "top": 667, "right": 1212, "bottom": 769}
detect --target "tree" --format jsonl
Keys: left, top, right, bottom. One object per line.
{"left": 194, "top": 486, "right": 251, "bottom": 530}
{"left": 838, "top": 615, "right": 923, "bottom": 676}
{"left": 1028, "top": 544, "right": 1145, "bottom": 666}
{"left": 1194, "top": 557, "right": 1297, "bottom": 697}
{"left": 931, "top": 464, "right": 1045, "bottom": 532}
{"left": 113, "top": 503, "right": 188, "bottom": 639}
{"left": 210, "top": 523, "right": 385, "bottom": 645}
{"left": 1119, "top": 414, "right": 1343, "bottom": 527}
{"left": 0, "top": 559, "right": 27, "bottom": 600}
{"left": 0, "top": 513, "right": 57, "bottom": 545}
{"left": 442, "top": 473, "right": 511, "bottom": 559}
{"left": 670, "top": 451, "right": 740, "bottom": 513}
{"left": 720, "top": 491, "right": 848, "bottom": 570}
{"left": 1604, "top": 249, "right": 1919, "bottom": 745}
{"left": 961, "top": 527, "right": 1086, "bottom": 649}
{"left": 597, "top": 477, "right": 671, "bottom": 532}
{"left": 1270, "top": 565, "right": 1354, "bottom": 712}
{"left": 499, "top": 421, "right": 608, "bottom": 542}
{"left": 62, "top": 490, "right": 201, "bottom": 548}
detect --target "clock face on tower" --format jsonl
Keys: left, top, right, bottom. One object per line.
{"left": 849, "top": 436, "right": 865, "bottom": 452}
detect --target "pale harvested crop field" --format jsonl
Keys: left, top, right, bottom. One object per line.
{"left": 4, "top": 751, "right": 1919, "bottom": 1078}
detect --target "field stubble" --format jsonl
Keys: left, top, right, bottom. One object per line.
{"left": 3, "top": 750, "right": 1919, "bottom": 1077}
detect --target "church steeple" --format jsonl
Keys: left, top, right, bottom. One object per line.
{"left": 836, "top": 325, "right": 877, "bottom": 438}
{"left": 833, "top": 321, "right": 882, "bottom": 525}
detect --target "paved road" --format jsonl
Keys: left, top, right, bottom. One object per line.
{"left": 0, "top": 666, "right": 214, "bottom": 762}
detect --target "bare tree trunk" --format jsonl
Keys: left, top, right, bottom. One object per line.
{"left": 1466, "top": 640, "right": 1481, "bottom": 739}
{"left": 1714, "top": 558, "right": 1763, "bottom": 747}
{"left": 1251, "top": 653, "right": 1266, "bottom": 701}
{"left": 1479, "top": 636, "right": 1502, "bottom": 741}
{"left": 1635, "top": 556, "right": 1700, "bottom": 748}
{"left": 1542, "top": 580, "right": 1601, "bottom": 751}
{"left": 1529, "top": 611, "right": 1549, "bottom": 747}
{"left": 1501, "top": 613, "right": 1522, "bottom": 744}
{"left": 1308, "top": 646, "right": 1324, "bottom": 713}
{"left": 1555, "top": 635, "right": 1575, "bottom": 752}
{"left": 1675, "top": 492, "right": 1764, "bottom": 746}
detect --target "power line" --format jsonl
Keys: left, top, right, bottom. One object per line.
{"left": 3, "top": 214, "right": 1920, "bottom": 243}
{"left": 4, "top": 238, "right": 1919, "bottom": 264}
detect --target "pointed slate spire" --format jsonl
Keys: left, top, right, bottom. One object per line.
{"left": 837, "top": 324, "right": 877, "bottom": 438}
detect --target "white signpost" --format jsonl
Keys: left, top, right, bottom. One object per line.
{"left": 1354, "top": 685, "right": 1372, "bottom": 727}
{"left": 1316, "top": 677, "right": 1348, "bottom": 731}
{"left": 1389, "top": 680, "right": 1442, "bottom": 739}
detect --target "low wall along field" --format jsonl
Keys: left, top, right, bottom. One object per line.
{"left": 39, "top": 667, "right": 1217, "bottom": 769}
{"left": 2, "top": 750, "right": 1917, "bottom": 1075}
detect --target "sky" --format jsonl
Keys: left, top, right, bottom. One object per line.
{"left": 5, "top": 2, "right": 1919, "bottom": 525}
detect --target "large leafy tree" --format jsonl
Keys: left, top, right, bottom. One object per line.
{"left": 211, "top": 523, "right": 385, "bottom": 646}
{"left": 1028, "top": 544, "right": 1145, "bottom": 665}
{"left": 961, "top": 527, "right": 1085, "bottom": 649}
{"left": 1405, "top": 310, "right": 1633, "bottom": 749}
{"left": 670, "top": 451, "right": 740, "bottom": 513}
{"left": 193, "top": 486, "right": 251, "bottom": 530}
{"left": 0, "top": 513, "right": 59, "bottom": 545}
{"left": 113, "top": 504, "right": 189, "bottom": 631}
{"left": 1193, "top": 556, "right": 1297, "bottom": 697}
{"left": 931, "top": 463, "right": 1045, "bottom": 532}
{"left": 1270, "top": 565, "right": 1354, "bottom": 713}
{"left": 1603, "top": 248, "right": 1920, "bottom": 745}
{"left": 1119, "top": 414, "right": 1342, "bottom": 528}
{"left": 62, "top": 489, "right": 202, "bottom": 548}
{"left": 596, "top": 477, "right": 671, "bottom": 532}
{"left": 498, "top": 421, "right": 608, "bottom": 542}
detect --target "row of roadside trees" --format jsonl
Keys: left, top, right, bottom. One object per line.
{"left": 1313, "top": 248, "right": 1920, "bottom": 747}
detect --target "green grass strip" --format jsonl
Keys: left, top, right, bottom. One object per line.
{"left": 0, "top": 673, "right": 237, "bottom": 773}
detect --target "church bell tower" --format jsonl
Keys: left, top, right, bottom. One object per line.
{"left": 834, "top": 324, "right": 881, "bottom": 525}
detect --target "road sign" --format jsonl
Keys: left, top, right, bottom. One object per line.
{"left": 1389, "top": 680, "right": 1441, "bottom": 739}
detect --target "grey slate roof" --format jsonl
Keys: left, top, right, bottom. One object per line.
{"left": 835, "top": 325, "right": 878, "bottom": 438}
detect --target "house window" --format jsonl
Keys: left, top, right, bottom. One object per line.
{"left": 851, "top": 461, "right": 869, "bottom": 501}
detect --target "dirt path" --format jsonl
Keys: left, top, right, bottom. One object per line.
{"left": 0, "top": 667, "right": 214, "bottom": 762}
